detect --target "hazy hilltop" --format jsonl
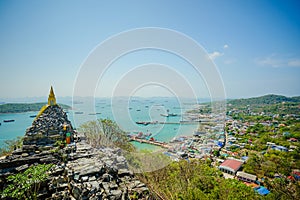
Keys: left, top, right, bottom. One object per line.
{"left": 227, "top": 94, "right": 300, "bottom": 115}
{"left": 228, "top": 94, "right": 300, "bottom": 106}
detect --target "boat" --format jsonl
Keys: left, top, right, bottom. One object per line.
{"left": 136, "top": 121, "right": 150, "bottom": 125}
{"left": 138, "top": 132, "right": 152, "bottom": 139}
{"left": 29, "top": 115, "right": 37, "bottom": 118}
{"left": 136, "top": 109, "right": 141, "bottom": 112}
{"left": 136, "top": 121, "right": 158, "bottom": 126}
{"left": 3, "top": 119, "right": 15, "bottom": 123}
{"left": 160, "top": 113, "right": 178, "bottom": 117}
{"left": 74, "top": 111, "right": 84, "bottom": 114}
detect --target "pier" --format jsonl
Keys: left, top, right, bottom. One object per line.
{"left": 135, "top": 121, "right": 201, "bottom": 125}
{"left": 130, "top": 137, "right": 171, "bottom": 149}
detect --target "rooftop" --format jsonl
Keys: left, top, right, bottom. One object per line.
{"left": 219, "top": 159, "right": 243, "bottom": 172}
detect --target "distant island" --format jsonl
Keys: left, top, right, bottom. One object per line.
{"left": 0, "top": 102, "right": 71, "bottom": 113}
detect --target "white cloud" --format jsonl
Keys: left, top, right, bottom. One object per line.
{"left": 288, "top": 59, "right": 300, "bottom": 67}
{"left": 256, "top": 54, "right": 300, "bottom": 68}
{"left": 208, "top": 51, "right": 224, "bottom": 60}
{"left": 208, "top": 44, "right": 229, "bottom": 61}
{"left": 224, "top": 58, "right": 236, "bottom": 64}
{"left": 257, "top": 54, "right": 282, "bottom": 67}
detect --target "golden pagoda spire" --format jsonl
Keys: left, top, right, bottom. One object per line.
{"left": 48, "top": 86, "right": 56, "bottom": 106}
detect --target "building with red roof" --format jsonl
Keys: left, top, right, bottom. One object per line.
{"left": 219, "top": 158, "right": 244, "bottom": 175}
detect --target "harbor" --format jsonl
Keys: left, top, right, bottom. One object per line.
{"left": 135, "top": 121, "right": 201, "bottom": 126}
{"left": 129, "top": 137, "right": 171, "bottom": 149}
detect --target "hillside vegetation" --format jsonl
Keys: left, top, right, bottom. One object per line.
{"left": 139, "top": 160, "right": 261, "bottom": 200}
{"left": 227, "top": 94, "right": 300, "bottom": 115}
{"left": 228, "top": 94, "right": 300, "bottom": 106}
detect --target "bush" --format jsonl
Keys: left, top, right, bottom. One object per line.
{"left": 0, "top": 137, "right": 23, "bottom": 156}
{"left": 78, "top": 119, "right": 135, "bottom": 151}
{"left": 1, "top": 164, "right": 53, "bottom": 199}
{"left": 139, "top": 160, "right": 260, "bottom": 199}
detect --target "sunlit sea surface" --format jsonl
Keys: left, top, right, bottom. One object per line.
{"left": 0, "top": 97, "right": 207, "bottom": 149}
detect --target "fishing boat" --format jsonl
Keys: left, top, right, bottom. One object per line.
{"left": 160, "top": 113, "right": 178, "bottom": 117}
{"left": 3, "top": 119, "right": 15, "bottom": 123}
{"left": 136, "top": 121, "right": 150, "bottom": 125}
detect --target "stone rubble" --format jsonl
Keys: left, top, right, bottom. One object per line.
{"left": 0, "top": 104, "right": 152, "bottom": 199}
{"left": 22, "top": 105, "right": 74, "bottom": 152}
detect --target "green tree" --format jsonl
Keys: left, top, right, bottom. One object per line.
{"left": 0, "top": 137, "right": 23, "bottom": 156}
{"left": 78, "top": 119, "right": 135, "bottom": 151}
{"left": 1, "top": 164, "right": 53, "bottom": 200}
{"left": 140, "top": 160, "right": 260, "bottom": 200}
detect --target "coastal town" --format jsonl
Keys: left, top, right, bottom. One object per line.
{"left": 128, "top": 95, "right": 300, "bottom": 197}
{"left": 0, "top": 88, "right": 299, "bottom": 199}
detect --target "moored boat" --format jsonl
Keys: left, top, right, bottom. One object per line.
{"left": 160, "top": 113, "right": 178, "bottom": 117}
{"left": 3, "top": 119, "right": 15, "bottom": 123}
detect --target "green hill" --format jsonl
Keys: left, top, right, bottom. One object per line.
{"left": 0, "top": 103, "right": 71, "bottom": 113}
{"left": 228, "top": 94, "right": 300, "bottom": 106}
{"left": 227, "top": 94, "right": 300, "bottom": 115}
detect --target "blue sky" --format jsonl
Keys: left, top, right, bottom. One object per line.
{"left": 0, "top": 0, "right": 299, "bottom": 99}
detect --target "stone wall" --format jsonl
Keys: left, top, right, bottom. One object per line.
{"left": 23, "top": 105, "right": 74, "bottom": 152}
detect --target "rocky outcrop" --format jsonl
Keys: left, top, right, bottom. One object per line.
{"left": 47, "top": 136, "right": 150, "bottom": 199}
{"left": 22, "top": 105, "right": 74, "bottom": 152}
{"left": 0, "top": 103, "right": 152, "bottom": 199}
{"left": 0, "top": 133, "right": 151, "bottom": 199}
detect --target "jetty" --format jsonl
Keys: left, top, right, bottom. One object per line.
{"left": 136, "top": 121, "right": 201, "bottom": 125}
{"left": 130, "top": 137, "right": 171, "bottom": 149}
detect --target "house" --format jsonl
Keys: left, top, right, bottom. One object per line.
{"left": 271, "top": 145, "right": 288, "bottom": 152}
{"left": 236, "top": 171, "right": 257, "bottom": 183}
{"left": 266, "top": 142, "right": 275, "bottom": 146}
{"left": 254, "top": 186, "right": 270, "bottom": 196}
{"left": 288, "top": 138, "right": 298, "bottom": 142}
{"left": 219, "top": 158, "right": 244, "bottom": 175}
{"left": 292, "top": 169, "right": 300, "bottom": 181}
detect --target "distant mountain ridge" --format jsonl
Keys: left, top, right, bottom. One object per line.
{"left": 228, "top": 94, "right": 300, "bottom": 106}
{"left": 0, "top": 103, "right": 71, "bottom": 113}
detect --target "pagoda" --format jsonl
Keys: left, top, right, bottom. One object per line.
{"left": 22, "top": 87, "right": 74, "bottom": 152}
{"left": 48, "top": 86, "right": 56, "bottom": 106}
{"left": 36, "top": 86, "right": 57, "bottom": 118}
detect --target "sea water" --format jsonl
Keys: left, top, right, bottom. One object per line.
{"left": 0, "top": 97, "right": 201, "bottom": 149}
